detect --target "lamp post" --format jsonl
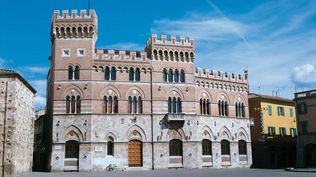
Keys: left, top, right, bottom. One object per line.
{"left": 254, "top": 107, "right": 269, "bottom": 142}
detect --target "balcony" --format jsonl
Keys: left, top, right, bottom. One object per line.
{"left": 165, "top": 113, "right": 185, "bottom": 122}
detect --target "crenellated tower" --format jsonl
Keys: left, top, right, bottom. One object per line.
{"left": 145, "top": 34, "right": 195, "bottom": 62}
{"left": 51, "top": 9, "right": 98, "bottom": 41}
{"left": 145, "top": 34, "right": 196, "bottom": 114}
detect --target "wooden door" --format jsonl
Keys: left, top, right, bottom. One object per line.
{"left": 128, "top": 140, "right": 142, "bottom": 166}
{"left": 64, "top": 140, "right": 79, "bottom": 171}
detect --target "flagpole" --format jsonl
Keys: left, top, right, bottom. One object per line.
{"left": 88, "top": 0, "right": 91, "bottom": 15}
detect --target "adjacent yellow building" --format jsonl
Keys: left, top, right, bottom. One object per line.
{"left": 249, "top": 93, "right": 297, "bottom": 168}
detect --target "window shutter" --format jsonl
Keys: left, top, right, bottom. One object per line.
{"left": 304, "top": 103, "right": 307, "bottom": 114}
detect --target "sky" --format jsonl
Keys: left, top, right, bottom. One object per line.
{"left": 0, "top": 0, "right": 315, "bottom": 109}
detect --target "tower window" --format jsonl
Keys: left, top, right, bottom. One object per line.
{"left": 128, "top": 96, "right": 143, "bottom": 114}
{"left": 66, "top": 95, "right": 81, "bottom": 114}
{"left": 168, "top": 97, "right": 182, "bottom": 113}
{"left": 77, "top": 48, "right": 85, "bottom": 57}
{"left": 62, "top": 49, "right": 70, "bottom": 57}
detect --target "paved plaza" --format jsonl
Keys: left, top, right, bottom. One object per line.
{"left": 19, "top": 168, "right": 315, "bottom": 177}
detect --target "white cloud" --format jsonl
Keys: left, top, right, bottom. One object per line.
{"left": 25, "top": 67, "right": 49, "bottom": 74}
{"left": 30, "top": 80, "right": 46, "bottom": 93}
{"left": 152, "top": 17, "right": 249, "bottom": 42}
{"left": 35, "top": 95, "right": 46, "bottom": 109}
{"left": 30, "top": 80, "right": 47, "bottom": 109}
{"left": 291, "top": 64, "right": 316, "bottom": 85}
{"left": 150, "top": 0, "right": 316, "bottom": 98}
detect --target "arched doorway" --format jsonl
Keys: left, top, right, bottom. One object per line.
{"left": 64, "top": 140, "right": 79, "bottom": 171}
{"left": 304, "top": 144, "right": 316, "bottom": 167}
{"left": 128, "top": 140, "right": 143, "bottom": 166}
{"left": 169, "top": 139, "right": 183, "bottom": 167}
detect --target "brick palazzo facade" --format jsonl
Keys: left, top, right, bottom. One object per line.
{"left": 47, "top": 9, "right": 253, "bottom": 171}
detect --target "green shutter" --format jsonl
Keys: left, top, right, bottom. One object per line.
{"left": 268, "top": 105, "right": 272, "bottom": 116}
{"left": 279, "top": 127, "right": 282, "bottom": 136}
{"left": 290, "top": 108, "right": 293, "bottom": 117}
{"left": 273, "top": 127, "right": 276, "bottom": 136}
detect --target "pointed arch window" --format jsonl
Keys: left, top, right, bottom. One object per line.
{"left": 169, "top": 139, "right": 182, "bottom": 156}
{"left": 74, "top": 66, "right": 80, "bottom": 80}
{"left": 180, "top": 70, "right": 185, "bottom": 83}
{"left": 135, "top": 68, "right": 140, "bottom": 81}
{"left": 200, "top": 99, "right": 203, "bottom": 115}
{"left": 129, "top": 68, "right": 135, "bottom": 81}
{"left": 225, "top": 101, "right": 229, "bottom": 116}
{"left": 107, "top": 137, "right": 114, "bottom": 156}
{"left": 66, "top": 96, "right": 70, "bottom": 113}
{"left": 177, "top": 97, "right": 182, "bottom": 113}
{"left": 76, "top": 96, "right": 81, "bottom": 113}
{"left": 108, "top": 96, "right": 113, "bottom": 113}
{"left": 114, "top": 96, "right": 118, "bottom": 113}
{"left": 138, "top": 96, "right": 143, "bottom": 113}
{"left": 235, "top": 102, "right": 245, "bottom": 118}
{"left": 202, "top": 139, "right": 212, "bottom": 155}
{"left": 238, "top": 140, "right": 247, "bottom": 155}
{"left": 105, "top": 66, "right": 110, "bottom": 80}
{"left": 168, "top": 97, "right": 172, "bottom": 113}
{"left": 221, "top": 140, "right": 230, "bottom": 155}
{"left": 111, "top": 67, "right": 116, "bottom": 80}
{"left": 104, "top": 96, "right": 108, "bottom": 113}
{"left": 129, "top": 96, "right": 143, "bottom": 114}
{"left": 68, "top": 66, "right": 73, "bottom": 80}
{"left": 168, "top": 97, "right": 182, "bottom": 113}
{"left": 128, "top": 96, "right": 133, "bottom": 113}
{"left": 163, "top": 69, "right": 168, "bottom": 82}
{"left": 219, "top": 100, "right": 229, "bottom": 116}
{"left": 66, "top": 94, "right": 81, "bottom": 114}
{"left": 133, "top": 96, "right": 137, "bottom": 113}
{"left": 173, "top": 97, "right": 177, "bottom": 113}
{"left": 200, "top": 99, "right": 210, "bottom": 115}
{"left": 168, "top": 69, "right": 173, "bottom": 82}
{"left": 174, "top": 69, "right": 179, "bottom": 82}
{"left": 71, "top": 96, "right": 76, "bottom": 113}
{"left": 207, "top": 100, "right": 210, "bottom": 115}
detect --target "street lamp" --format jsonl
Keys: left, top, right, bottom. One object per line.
{"left": 254, "top": 107, "right": 269, "bottom": 142}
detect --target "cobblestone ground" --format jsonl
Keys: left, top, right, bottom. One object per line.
{"left": 19, "top": 169, "right": 315, "bottom": 177}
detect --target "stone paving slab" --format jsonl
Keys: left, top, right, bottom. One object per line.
{"left": 18, "top": 168, "right": 316, "bottom": 177}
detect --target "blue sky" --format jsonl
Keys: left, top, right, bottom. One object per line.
{"left": 0, "top": 0, "right": 315, "bottom": 109}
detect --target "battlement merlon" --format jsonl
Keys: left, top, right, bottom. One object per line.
{"left": 53, "top": 9, "right": 97, "bottom": 22}
{"left": 194, "top": 67, "right": 249, "bottom": 84}
{"left": 146, "top": 34, "right": 194, "bottom": 48}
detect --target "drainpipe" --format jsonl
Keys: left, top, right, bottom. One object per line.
{"left": 2, "top": 81, "right": 8, "bottom": 177}
{"left": 150, "top": 69, "right": 154, "bottom": 170}
{"left": 294, "top": 98, "right": 301, "bottom": 167}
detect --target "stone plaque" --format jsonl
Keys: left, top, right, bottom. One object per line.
{"left": 95, "top": 146, "right": 103, "bottom": 152}
{"left": 55, "top": 145, "right": 62, "bottom": 150}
